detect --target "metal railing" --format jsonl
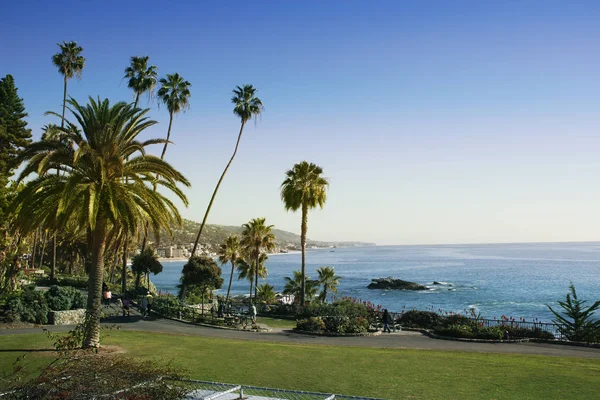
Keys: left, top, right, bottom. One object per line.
{"left": 180, "top": 379, "right": 385, "bottom": 400}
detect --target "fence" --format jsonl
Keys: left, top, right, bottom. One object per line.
{"left": 179, "top": 379, "right": 385, "bottom": 400}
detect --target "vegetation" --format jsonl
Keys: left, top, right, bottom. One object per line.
{"left": 44, "top": 285, "right": 86, "bottom": 311}
{"left": 280, "top": 161, "right": 329, "bottom": 304}
{"left": 131, "top": 248, "right": 163, "bottom": 289}
{"left": 192, "top": 85, "right": 264, "bottom": 255}
{"left": 283, "top": 270, "right": 319, "bottom": 302}
{"left": 4, "top": 285, "right": 49, "bottom": 324}
{"left": 294, "top": 299, "right": 373, "bottom": 334}
{"left": 124, "top": 55, "right": 158, "bottom": 108}
{"left": 217, "top": 234, "right": 240, "bottom": 303}
{"left": 178, "top": 256, "right": 223, "bottom": 305}
{"left": 256, "top": 283, "right": 277, "bottom": 306}
{"left": 547, "top": 283, "right": 600, "bottom": 342}
{"left": 316, "top": 266, "right": 341, "bottom": 302}
{"left": 12, "top": 98, "right": 190, "bottom": 347}
{"left": 2, "top": 331, "right": 600, "bottom": 400}
{"left": 240, "top": 218, "right": 276, "bottom": 299}
{"left": 0, "top": 74, "right": 32, "bottom": 292}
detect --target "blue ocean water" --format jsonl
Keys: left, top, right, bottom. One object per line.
{"left": 152, "top": 242, "right": 600, "bottom": 322}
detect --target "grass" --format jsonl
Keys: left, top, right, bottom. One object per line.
{"left": 257, "top": 316, "right": 296, "bottom": 329}
{"left": 1, "top": 331, "right": 600, "bottom": 399}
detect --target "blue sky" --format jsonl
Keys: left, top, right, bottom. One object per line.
{"left": 2, "top": 1, "right": 600, "bottom": 245}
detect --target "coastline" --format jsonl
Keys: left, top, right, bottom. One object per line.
{"left": 158, "top": 250, "right": 302, "bottom": 263}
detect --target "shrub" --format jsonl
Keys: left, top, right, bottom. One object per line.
{"left": 435, "top": 324, "right": 474, "bottom": 339}
{"left": 475, "top": 326, "right": 504, "bottom": 340}
{"left": 441, "top": 314, "right": 474, "bottom": 328}
{"left": 397, "top": 310, "right": 442, "bottom": 329}
{"left": 5, "top": 285, "right": 49, "bottom": 324}
{"left": 503, "top": 326, "right": 556, "bottom": 340}
{"left": 153, "top": 294, "right": 183, "bottom": 318}
{"left": 44, "top": 285, "right": 86, "bottom": 311}
{"left": 345, "top": 317, "right": 369, "bottom": 334}
{"left": 296, "top": 317, "right": 326, "bottom": 332}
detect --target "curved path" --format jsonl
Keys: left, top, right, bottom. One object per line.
{"left": 3, "top": 314, "right": 600, "bottom": 359}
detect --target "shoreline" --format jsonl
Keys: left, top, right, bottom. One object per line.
{"left": 158, "top": 250, "right": 302, "bottom": 263}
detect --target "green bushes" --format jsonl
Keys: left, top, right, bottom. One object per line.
{"left": 434, "top": 325, "right": 504, "bottom": 340}
{"left": 397, "top": 310, "right": 442, "bottom": 329}
{"left": 294, "top": 300, "right": 372, "bottom": 334}
{"left": 5, "top": 285, "right": 49, "bottom": 324}
{"left": 4, "top": 285, "right": 86, "bottom": 324}
{"left": 44, "top": 285, "right": 86, "bottom": 311}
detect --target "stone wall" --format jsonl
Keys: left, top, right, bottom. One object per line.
{"left": 49, "top": 309, "right": 86, "bottom": 325}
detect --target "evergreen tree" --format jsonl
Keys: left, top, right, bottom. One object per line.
{"left": 0, "top": 74, "right": 32, "bottom": 219}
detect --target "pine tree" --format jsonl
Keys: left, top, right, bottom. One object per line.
{"left": 0, "top": 74, "right": 32, "bottom": 217}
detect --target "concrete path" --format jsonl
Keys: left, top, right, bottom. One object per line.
{"left": 2, "top": 314, "right": 600, "bottom": 359}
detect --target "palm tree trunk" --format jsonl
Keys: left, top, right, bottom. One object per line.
{"left": 51, "top": 234, "right": 57, "bottom": 281}
{"left": 39, "top": 231, "right": 47, "bottom": 269}
{"left": 122, "top": 233, "right": 128, "bottom": 294}
{"left": 249, "top": 277, "right": 253, "bottom": 303}
{"left": 134, "top": 92, "right": 140, "bottom": 109}
{"left": 61, "top": 76, "right": 68, "bottom": 129}
{"left": 30, "top": 229, "right": 38, "bottom": 269}
{"left": 160, "top": 112, "right": 174, "bottom": 159}
{"left": 68, "top": 250, "right": 74, "bottom": 275}
{"left": 254, "top": 255, "right": 259, "bottom": 300}
{"left": 140, "top": 112, "right": 174, "bottom": 254}
{"left": 83, "top": 217, "right": 108, "bottom": 348}
{"left": 300, "top": 203, "right": 308, "bottom": 305}
{"left": 226, "top": 260, "right": 235, "bottom": 303}
{"left": 192, "top": 120, "right": 246, "bottom": 255}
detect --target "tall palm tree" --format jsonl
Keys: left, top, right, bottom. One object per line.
{"left": 191, "top": 85, "right": 263, "bottom": 255}
{"left": 240, "top": 218, "right": 276, "bottom": 299}
{"left": 217, "top": 234, "right": 241, "bottom": 303}
{"left": 317, "top": 266, "right": 341, "bottom": 303}
{"left": 280, "top": 161, "right": 329, "bottom": 304}
{"left": 124, "top": 56, "right": 159, "bottom": 108}
{"left": 51, "top": 41, "right": 85, "bottom": 281}
{"left": 236, "top": 255, "right": 268, "bottom": 301}
{"left": 156, "top": 73, "right": 191, "bottom": 160}
{"left": 51, "top": 41, "right": 85, "bottom": 129}
{"left": 12, "top": 97, "right": 190, "bottom": 348}
{"left": 123, "top": 56, "right": 159, "bottom": 285}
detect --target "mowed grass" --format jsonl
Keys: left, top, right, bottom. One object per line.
{"left": 257, "top": 316, "right": 297, "bottom": 329}
{"left": 1, "top": 331, "right": 600, "bottom": 399}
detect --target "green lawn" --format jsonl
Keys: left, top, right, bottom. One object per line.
{"left": 257, "top": 316, "right": 297, "bottom": 329}
{"left": 1, "top": 331, "right": 600, "bottom": 399}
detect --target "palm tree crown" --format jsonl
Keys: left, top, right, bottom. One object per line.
{"left": 52, "top": 41, "right": 85, "bottom": 80}
{"left": 124, "top": 56, "right": 158, "bottom": 107}
{"left": 317, "top": 266, "right": 341, "bottom": 303}
{"left": 280, "top": 161, "right": 329, "bottom": 212}
{"left": 232, "top": 84, "right": 264, "bottom": 123}
{"left": 157, "top": 73, "right": 191, "bottom": 115}
{"left": 12, "top": 97, "right": 190, "bottom": 347}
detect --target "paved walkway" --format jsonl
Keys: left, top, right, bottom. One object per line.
{"left": 3, "top": 313, "right": 600, "bottom": 359}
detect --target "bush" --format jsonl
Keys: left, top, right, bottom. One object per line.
{"left": 5, "top": 285, "right": 49, "bottom": 324}
{"left": 44, "top": 285, "right": 86, "bottom": 311}
{"left": 296, "top": 317, "right": 326, "bottom": 332}
{"left": 397, "top": 310, "right": 442, "bottom": 329}
{"left": 441, "top": 314, "right": 475, "bottom": 328}
{"left": 476, "top": 326, "right": 504, "bottom": 340}
{"left": 435, "top": 324, "right": 474, "bottom": 339}
{"left": 501, "top": 326, "right": 555, "bottom": 340}
{"left": 295, "top": 300, "right": 372, "bottom": 334}
{"left": 345, "top": 317, "right": 369, "bottom": 334}
{"left": 153, "top": 294, "right": 182, "bottom": 318}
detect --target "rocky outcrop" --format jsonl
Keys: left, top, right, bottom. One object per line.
{"left": 367, "top": 277, "right": 428, "bottom": 291}
{"left": 48, "top": 309, "right": 86, "bottom": 325}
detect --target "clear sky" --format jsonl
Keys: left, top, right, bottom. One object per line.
{"left": 2, "top": 1, "right": 600, "bottom": 245}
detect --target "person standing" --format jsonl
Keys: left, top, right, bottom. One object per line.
{"left": 251, "top": 303, "right": 257, "bottom": 324}
{"left": 146, "top": 294, "right": 153, "bottom": 316}
{"left": 140, "top": 295, "right": 148, "bottom": 317}
{"left": 382, "top": 309, "right": 392, "bottom": 333}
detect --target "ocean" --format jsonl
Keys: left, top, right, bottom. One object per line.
{"left": 152, "top": 242, "right": 600, "bottom": 322}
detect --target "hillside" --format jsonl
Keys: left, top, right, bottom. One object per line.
{"left": 159, "top": 219, "right": 374, "bottom": 253}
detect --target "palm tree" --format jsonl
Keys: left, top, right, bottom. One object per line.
{"left": 217, "top": 234, "right": 241, "bottom": 303}
{"left": 257, "top": 283, "right": 277, "bottom": 306}
{"left": 51, "top": 41, "right": 85, "bottom": 129}
{"left": 236, "top": 258, "right": 254, "bottom": 300}
{"left": 124, "top": 56, "right": 159, "bottom": 108}
{"left": 51, "top": 41, "right": 85, "bottom": 282}
{"left": 280, "top": 161, "right": 329, "bottom": 304}
{"left": 236, "top": 255, "right": 268, "bottom": 302}
{"left": 191, "top": 85, "right": 263, "bottom": 255}
{"left": 240, "top": 218, "right": 276, "bottom": 299}
{"left": 317, "top": 266, "right": 341, "bottom": 303}
{"left": 156, "top": 73, "right": 191, "bottom": 160}
{"left": 283, "top": 270, "right": 319, "bottom": 303}
{"left": 123, "top": 56, "right": 159, "bottom": 282}
{"left": 12, "top": 97, "right": 190, "bottom": 348}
